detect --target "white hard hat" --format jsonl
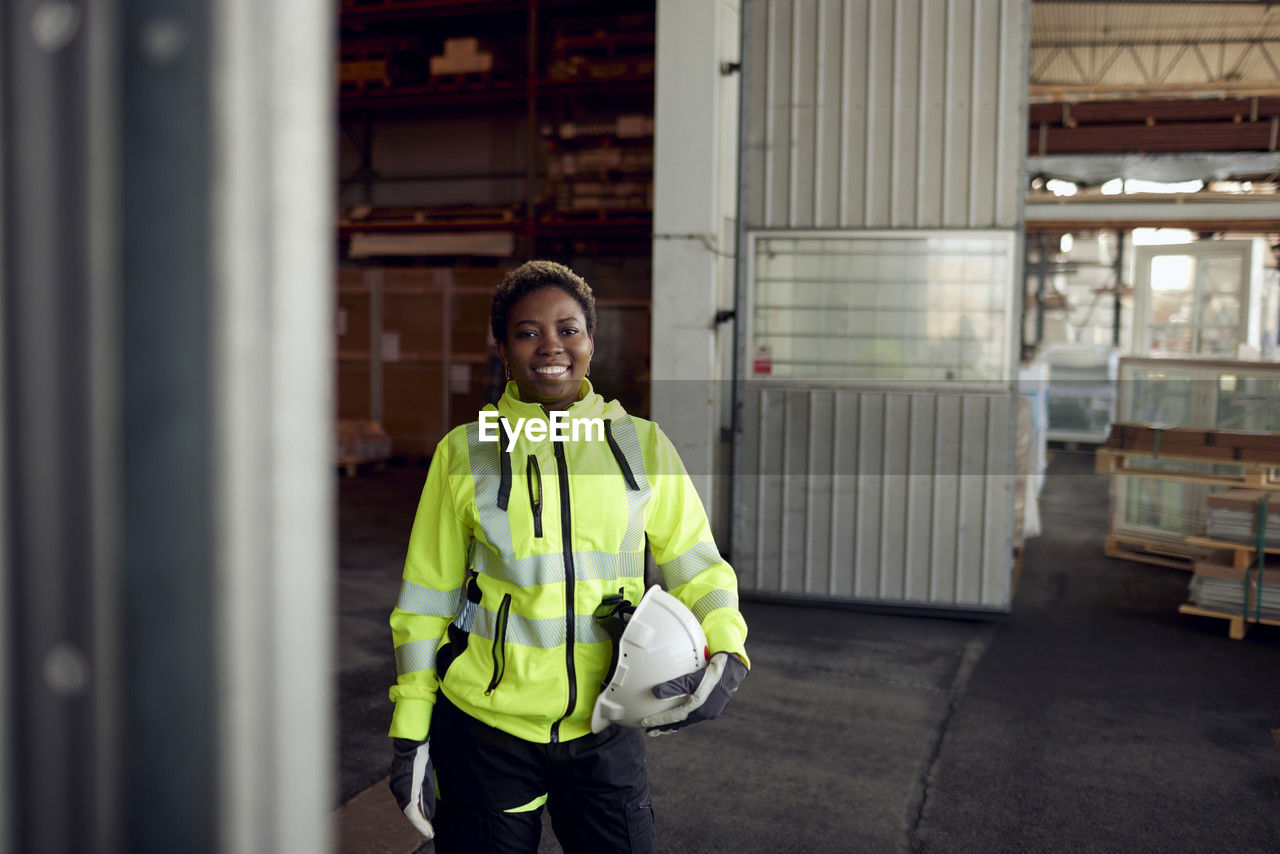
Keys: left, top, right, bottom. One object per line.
{"left": 590, "top": 585, "right": 708, "bottom": 733}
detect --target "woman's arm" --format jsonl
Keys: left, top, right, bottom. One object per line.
{"left": 388, "top": 437, "right": 473, "bottom": 740}
{"left": 644, "top": 426, "right": 749, "bottom": 667}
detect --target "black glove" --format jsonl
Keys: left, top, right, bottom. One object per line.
{"left": 388, "top": 738, "right": 436, "bottom": 839}
{"left": 641, "top": 652, "right": 749, "bottom": 735}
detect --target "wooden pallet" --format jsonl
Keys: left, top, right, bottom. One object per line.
{"left": 340, "top": 204, "right": 519, "bottom": 231}
{"left": 1104, "top": 532, "right": 1213, "bottom": 570}
{"left": 339, "top": 60, "right": 392, "bottom": 94}
{"left": 1096, "top": 447, "right": 1280, "bottom": 488}
{"left": 1180, "top": 532, "right": 1280, "bottom": 639}
{"left": 541, "top": 208, "right": 651, "bottom": 225}
{"left": 1178, "top": 603, "right": 1280, "bottom": 640}
{"left": 336, "top": 456, "right": 388, "bottom": 478}
{"left": 1184, "top": 535, "right": 1280, "bottom": 567}
{"left": 428, "top": 71, "right": 495, "bottom": 91}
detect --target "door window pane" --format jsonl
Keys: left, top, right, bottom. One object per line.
{"left": 751, "top": 233, "right": 1012, "bottom": 382}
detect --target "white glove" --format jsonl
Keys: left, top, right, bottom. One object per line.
{"left": 641, "top": 651, "right": 749, "bottom": 735}
{"left": 388, "top": 738, "right": 436, "bottom": 839}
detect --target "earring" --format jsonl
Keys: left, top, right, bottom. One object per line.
{"left": 504, "top": 362, "right": 511, "bottom": 381}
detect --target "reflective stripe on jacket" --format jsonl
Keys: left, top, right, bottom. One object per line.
{"left": 388, "top": 380, "right": 749, "bottom": 744}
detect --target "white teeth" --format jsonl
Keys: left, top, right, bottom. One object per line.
{"left": 535, "top": 366, "right": 568, "bottom": 376}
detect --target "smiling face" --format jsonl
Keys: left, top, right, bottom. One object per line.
{"left": 497, "top": 286, "right": 595, "bottom": 411}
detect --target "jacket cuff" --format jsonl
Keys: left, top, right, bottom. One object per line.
{"left": 705, "top": 622, "right": 750, "bottom": 670}
{"left": 387, "top": 695, "right": 435, "bottom": 741}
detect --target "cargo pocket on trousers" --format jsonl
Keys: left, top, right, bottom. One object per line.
{"left": 625, "top": 797, "right": 654, "bottom": 853}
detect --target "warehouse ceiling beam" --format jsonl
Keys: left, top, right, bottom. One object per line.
{"left": 1031, "top": 39, "right": 1280, "bottom": 102}
{"left": 1031, "top": 82, "right": 1280, "bottom": 102}
{"left": 1029, "top": 117, "right": 1280, "bottom": 154}
{"left": 1029, "top": 97, "right": 1280, "bottom": 123}
{"left": 1026, "top": 193, "right": 1280, "bottom": 231}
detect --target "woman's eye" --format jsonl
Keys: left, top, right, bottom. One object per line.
{"left": 518, "top": 330, "right": 537, "bottom": 338}
{"left": 560, "top": 327, "right": 579, "bottom": 336}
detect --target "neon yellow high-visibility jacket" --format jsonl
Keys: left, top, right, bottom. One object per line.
{"left": 388, "top": 381, "right": 749, "bottom": 744}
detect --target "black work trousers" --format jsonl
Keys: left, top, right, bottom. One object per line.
{"left": 430, "top": 692, "right": 655, "bottom": 854}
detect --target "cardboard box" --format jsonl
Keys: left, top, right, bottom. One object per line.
{"left": 429, "top": 53, "right": 494, "bottom": 75}
{"left": 1206, "top": 488, "right": 1280, "bottom": 514}
{"left": 443, "top": 37, "right": 481, "bottom": 57}
{"left": 1107, "top": 422, "right": 1280, "bottom": 465}
{"left": 1192, "top": 557, "right": 1280, "bottom": 586}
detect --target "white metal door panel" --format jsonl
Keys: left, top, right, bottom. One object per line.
{"left": 733, "top": 385, "right": 1015, "bottom": 611}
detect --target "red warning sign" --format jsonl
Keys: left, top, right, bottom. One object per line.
{"left": 752, "top": 344, "right": 772, "bottom": 375}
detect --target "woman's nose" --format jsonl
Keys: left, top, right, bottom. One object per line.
{"left": 538, "top": 336, "right": 563, "bottom": 354}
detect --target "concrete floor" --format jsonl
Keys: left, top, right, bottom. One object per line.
{"left": 336, "top": 449, "right": 1280, "bottom": 853}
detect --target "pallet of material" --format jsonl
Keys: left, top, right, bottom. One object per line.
{"left": 1183, "top": 535, "right": 1280, "bottom": 566}
{"left": 1181, "top": 560, "right": 1280, "bottom": 639}
{"left": 346, "top": 231, "right": 516, "bottom": 259}
{"left": 339, "top": 60, "right": 392, "bottom": 92}
{"left": 1178, "top": 602, "right": 1280, "bottom": 640}
{"left": 340, "top": 204, "right": 518, "bottom": 229}
{"left": 1185, "top": 573, "right": 1280, "bottom": 618}
{"left": 1105, "top": 423, "right": 1280, "bottom": 465}
{"left": 1179, "top": 516, "right": 1280, "bottom": 639}
{"left": 1095, "top": 447, "right": 1280, "bottom": 488}
{"left": 551, "top": 116, "right": 654, "bottom": 140}
{"left": 1204, "top": 487, "right": 1280, "bottom": 547}
{"left": 429, "top": 37, "right": 493, "bottom": 74}
{"left": 336, "top": 420, "right": 392, "bottom": 476}
{"left": 1103, "top": 530, "right": 1214, "bottom": 570}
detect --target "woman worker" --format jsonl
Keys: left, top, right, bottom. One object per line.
{"left": 386, "top": 260, "right": 749, "bottom": 852}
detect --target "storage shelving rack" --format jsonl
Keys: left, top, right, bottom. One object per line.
{"left": 335, "top": 0, "right": 656, "bottom": 457}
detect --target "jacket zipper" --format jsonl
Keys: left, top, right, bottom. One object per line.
{"left": 485, "top": 593, "right": 512, "bottom": 694}
{"left": 526, "top": 454, "right": 543, "bottom": 538}
{"left": 550, "top": 441, "right": 576, "bottom": 743}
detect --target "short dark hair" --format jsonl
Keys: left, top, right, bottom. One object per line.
{"left": 490, "top": 260, "right": 597, "bottom": 344}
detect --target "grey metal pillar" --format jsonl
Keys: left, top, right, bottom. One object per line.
{"left": 122, "top": 0, "right": 218, "bottom": 850}
{"left": 3, "top": 0, "right": 334, "bottom": 851}
{"left": 2, "top": 1, "right": 124, "bottom": 851}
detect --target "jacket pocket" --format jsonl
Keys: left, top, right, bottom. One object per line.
{"left": 485, "top": 593, "right": 513, "bottom": 694}
{"left": 437, "top": 570, "right": 481, "bottom": 682}
{"left": 526, "top": 455, "right": 543, "bottom": 538}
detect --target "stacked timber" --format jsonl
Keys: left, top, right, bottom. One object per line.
{"left": 1187, "top": 565, "right": 1280, "bottom": 622}
{"left": 1105, "top": 423, "right": 1280, "bottom": 465}
{"left": 1179, "top": 486, "right": 1280, "bottom": 639}
{"left": 1206, "top": 488, "right": 1280, "bottom": 547}
{"left": 1097, "top": 422, "right": 1280, "bottom": 488}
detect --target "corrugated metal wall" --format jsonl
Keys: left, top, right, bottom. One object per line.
{"left": 741, "top": 0, "right": 1027, "bottom": 230}
{"left": 735, "top": 387, "right": 1014, "bottom": 608}
{"left": 732, "top": 0, "right": 1028, "bottom": 612}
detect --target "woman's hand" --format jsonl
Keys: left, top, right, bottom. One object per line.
{"left": 640, "top": 652, "right": 749, "bottom": 735}
{"left": 388, "top": 738, "right": 436, "bottom": 838}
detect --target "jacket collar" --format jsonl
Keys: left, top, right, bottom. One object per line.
{"left": 496, "top": 379, "right": 607, "bottom": 422}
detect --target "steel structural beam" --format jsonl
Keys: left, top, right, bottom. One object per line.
{"left": 1026, "top": 196, "right": 1280, "bottom": 231}
{"left": 1029, "top": 119, "right": 1280, "bottom": 154}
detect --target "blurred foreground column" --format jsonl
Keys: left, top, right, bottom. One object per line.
{"left": 2, "top": 1, "right": 334, "bottom": 851}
